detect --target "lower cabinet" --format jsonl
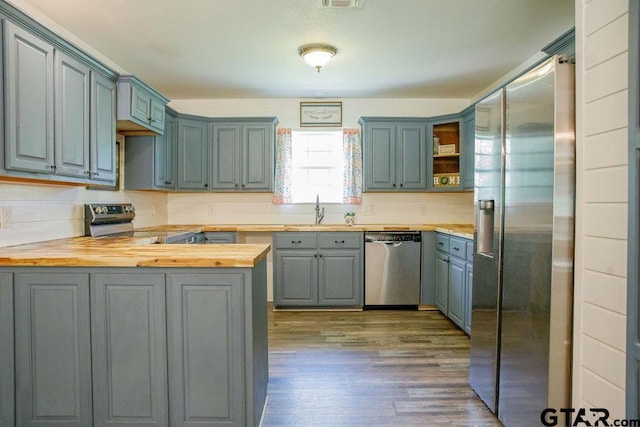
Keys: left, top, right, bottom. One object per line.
{"left": 0, "top": 274, "right": 14, "bottom": 427}
{"left": 14, "top": 273, "right": 93, "bottom": 427}
{"left": 433, "top": 233, "right": 473, "bottom": 334}
{"left": 7, "top": 265, "right": 267, "bottom": 427}
{"left": 273, "top": 232, "right": 363, "bottom": 307}
{"left": 167, "top": 273, "right": 246, "bottom": 427}
{"left": 91, "top": 273, "right": 168, "bottom": 427}
{"left": 203, "top": 232, "right": 238, "bottom": 244}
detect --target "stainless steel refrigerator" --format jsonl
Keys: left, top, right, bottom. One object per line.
{"left": 469, "top": 56, "right": 575, "bottom": 426}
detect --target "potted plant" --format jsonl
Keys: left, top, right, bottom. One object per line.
{"left": 344, "top": 212, "right": 356, "bottom": 225}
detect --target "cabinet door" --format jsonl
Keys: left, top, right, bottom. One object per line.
{"left": 396, "top": 122, "right": 427, "bottom": 189}
{"left": 177, "top": 118, "right": 209, "bottom": 190}
{"left": 434, "top": 251, "right": 449, "bottom": 313}
{"left": 364, "top": 122, "right": 396, "bottom": 190}
{"left": 4, "top": 21, "right": 55, "bottom": 174}
{"left": 462, "top": 108, "right": 475, "bottom": 190}
{"left": 163, "top": 113, "right": 177, "bottom": 188}
{"left": 242, "top": 123, "right": 272, "bottom": 191}
{"left": 149, "top": 98, "right": 165, "bottom": 134}
{"left": 130, "top": 85, "right": 152, "bottom": 126}
{"left": 15, "top": 273, "right": 92, "bottom": 427}
{"left": 167, "top": 273, "right": 245, "bottom": 427}
{"left": 204, "top": 232, "right": 238, "bottom": 244}
{"left": 0, "top": 274, "right": 13, "bottom": 427}
{"left": 54, "top": 50, "right": 90, "bottom": 178}
{"left": 318, "top": 249, "right": 362, "bottom": 306}
{"left": 464, "top": 261, "right": 473, "bottom": 335}
{"left": 91, "top": 273, "right": 168, "bottom": 427}
{"left": 274, "top": 250, "right": 318, "bottom": 306}
{"left": 211, "top": 123, "right": 240, "bottom": 189}
{"left": 90, "top": 73, "right": 117, "bottom": 182}
{"left": 153, "top": 113, "right": 177, "bottom": 189}
{"left": 448, "top": 256, "right": 466, "bottom": 329}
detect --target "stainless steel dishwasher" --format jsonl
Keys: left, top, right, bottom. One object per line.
{"left": 364, "top": 231, "right": 421, "bottom": 307}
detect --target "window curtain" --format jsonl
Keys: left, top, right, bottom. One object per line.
{"left": 342, "top": 128, "right": 362, "bottom": 204}
{"left": 272, "top": 128, "right": 293, "bottom": 204}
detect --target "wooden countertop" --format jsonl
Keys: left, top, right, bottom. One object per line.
{"left": 0, "top": 223, "right": 472, "bottom": 268}
{"left": 136, "top": 223, "right": 474, "bottom": 238}
{"left": 0, "top": 237, "right": 270, "bottom": 268}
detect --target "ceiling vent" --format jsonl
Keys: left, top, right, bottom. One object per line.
{"left": 319, "top": 0, "right": 364, "bottom": 8}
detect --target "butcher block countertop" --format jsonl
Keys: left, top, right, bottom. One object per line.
{"left": 0, "top": 237, "right": 270, "bottom": 268}
{"left": 0, "top": 223, "right": 472, "bottom": 268}
{"left": 138, "top": 223, "right": 474, "bottom": 238}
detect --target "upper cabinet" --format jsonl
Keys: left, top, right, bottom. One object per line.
{"left": 429, "top": 114, "right": 463, "bottom": 191}
{"left": 116, "top": 75, "right": 169, "bottom": 135}
{"left": 360, "top": 117, "right": 428, "bottom": 191}
{"left": 211, "top": 118, "right": 277, "bottom": 192}
{"left": 461, "top": 106, "right": 475, "bottom": 191}
{"left": 177, "top": 115, "right": 209, "bottom": 191}
{"left": 124, "top": 108, "right": 178, "bottom": 191}
{"left": 2, "top": 16, "right": 118, "bottom": 186}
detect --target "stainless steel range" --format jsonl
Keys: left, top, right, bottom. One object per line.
{"left": 84, "top": 203, "right": 196, "bottom": 243}
{"left": 84, "top": 203, "right": 136, "bottom": 237}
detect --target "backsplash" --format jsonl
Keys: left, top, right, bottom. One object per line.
{"left": 167, "top": 191, "right": 474, "bottom": 226}
{"left": 0, "top": 182, "right": 168, "bottom": 247}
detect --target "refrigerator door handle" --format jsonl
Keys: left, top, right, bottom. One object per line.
{"left": 477, "top": 199, "right": 495, "bottom": 257}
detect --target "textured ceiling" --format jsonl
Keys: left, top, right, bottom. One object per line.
{"left": 12, "top": 0, "right": 575, "bottom": 100}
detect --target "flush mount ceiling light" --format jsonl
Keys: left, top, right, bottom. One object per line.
{"left": 299, "top": 44, "right": 337, "bottom": 73}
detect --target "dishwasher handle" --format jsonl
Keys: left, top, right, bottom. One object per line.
{"left": 368, "top": 240, "right": 404, "bottom": 248}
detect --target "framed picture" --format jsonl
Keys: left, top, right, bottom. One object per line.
{"left": 300, "top": 101, "right": 342, "bottom": 127}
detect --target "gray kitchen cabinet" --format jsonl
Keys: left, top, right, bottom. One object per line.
{"left": 177, "top": 116, "right": 210, "bottom": 190}
{"left": 360, "top": 117, "right": 428, "bottom": 191}
{"left": 125, "top": 108, "right": 178, "bottom": 190}
{"left": 4, "top": 20, "right": 55, "bottom": 175}
{"left": 90, "top": 72, "right": 117, "bottom": 183}
{"left": 204, "top": 231, "right": 238, "bottom": 244}
{"left": 91, "top": 273, "right": 168, "bottom": 427}
{"left": 434, "top": 233, "right": 473, "bottom": 334}
{"left": 465, "top": 260, "right": 473, "bottom": 335}
{"left": 420, "top": 231, "right": 436, "bottom": 305}
{"left": 54, "top": 50, "right": 91, "bottom": 179}
{"left": 14, "top": 272, "right": 92, "bottom": 427}
{"left": 211, "top": 118, "right": 277, "bottom": 192}
{"left": 435, "top": 250, "right": 449, "bottom": 313}
{"left": 447, "top": 256, "right": 466, "bottom": 329}
{"left": 429, "top": 114, "right": 463, "bottom": 191}
{"left": 116, "top": 75, "right": 168, "bottom": 135}
{"left": 0, "top": 274, "right": 13, "bottom": 427}
{"left": 3, "top": 18, "right": 118, "bottom": 185}
{"left": 166, "top": 273, "right": 246, "bottom": 427}
{"left": 273, "top": 232, "right": 363, "bottom": 307}
{"left": 461, "top": 105, "right": 475, "bottom": 191}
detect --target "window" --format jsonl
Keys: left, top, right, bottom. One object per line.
{"left": 291, "top": 130, "right": 344, "bottom": 203}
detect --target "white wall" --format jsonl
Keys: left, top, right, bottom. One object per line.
{"left": 573, "top": 0, "right": 628, "bottom": 418}
{"left": 0, "top": 139, "right": 168, "bottom": 247}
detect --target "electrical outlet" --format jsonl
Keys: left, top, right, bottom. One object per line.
{"left": 362, "top": 204, "right": 374, "bottom": 216}
{"left": 0, "top": 207, "right": 11, "bottom": 228}
{"left": 208, "top": 205, "right": 216, "bottom": 216}
{"left": 420, "top": 204, "right": 428, "bottom": 216}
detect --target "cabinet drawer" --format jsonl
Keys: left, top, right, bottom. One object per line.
{"left": 449, "top": 237, "right": 466, "bottom": 258}
{"left": 318, "top": 233, "right": 362, "bottom": 249}
{"left": 466, "top": 241, "right": 473, "bottom": 262}
{"left": 275, "top": 232, "right": 317, "bottom": 249}
{"left": 435, "top": 234, "right": 450, "bottom": 253}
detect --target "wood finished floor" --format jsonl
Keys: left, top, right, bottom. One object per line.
{"left": 262, "top": 308, "right": 502, "bottom": 427}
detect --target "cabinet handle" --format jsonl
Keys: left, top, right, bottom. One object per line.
{"left": 93, "top": 172, "right": 100, "bottom": 177}
{"left": 400, "top": 183, "right": 404, "bottom": 187}
{"left": 291, "top": 240, "right": 302, "bottom": 244}
{"left": 204, "top": 183, "right": 208, "bottom": 187}
{"left": 314, "top": 253, "right": 318, "bottom": 258}
{"left": 235, "top": 183, "right": 239, "bottom": 187}
{"left": 392, "top": 183, "right": 396, "bottom": 187}
{"left": 241, "top": 184, "right": 245, "bottom": 188}
{"left": 335, "top": 240, "right": 345, "bottom": 244}
{"left": 319, "top": 253, "right": 323, "bottom": 258}
{"left": 438, "top": 242, "right": 444, "bottom": 246}
{"left": 453, "top": 247, "right": 459, "bottom": 252}
{"left": 164, "top": 180, "right": 172, "bottom": 184}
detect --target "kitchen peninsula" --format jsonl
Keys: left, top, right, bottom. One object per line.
{"left": 0, "top": 240, "right": 270, "bottom": 427}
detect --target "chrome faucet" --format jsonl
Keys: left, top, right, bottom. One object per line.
{"left": 315, "top": 195, "right": 325, "bottom": 225}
